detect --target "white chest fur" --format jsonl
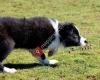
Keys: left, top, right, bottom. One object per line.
{"left": 48, "top": 19, "right": 60, "bottom": 51}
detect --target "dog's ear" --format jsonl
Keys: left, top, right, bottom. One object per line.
{"left": 59, "top": 22, "right": 75, "bottom": 32}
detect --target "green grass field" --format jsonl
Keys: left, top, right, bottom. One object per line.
{"left": 0, "top": 0, "right": 100, "bottom": 80}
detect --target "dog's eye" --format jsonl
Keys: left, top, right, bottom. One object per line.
{"left": 73, "top": 35, "right": 78, "bottom": 38}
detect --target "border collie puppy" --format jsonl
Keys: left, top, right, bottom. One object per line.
{"left": 0, "top": 16, "right": 87, "bottom": 73}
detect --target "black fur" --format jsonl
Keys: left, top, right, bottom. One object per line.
{"left": 59, "top": 22, "right": 80, "bottom": 47}
{"left": 0, "top": 16, "right": 55, "bottom": 71}
{"left": 0, "top": 16, "right": 83, "bottom": 72}
{"left": 0, "top": 17, "right": 55, "bottom": 49}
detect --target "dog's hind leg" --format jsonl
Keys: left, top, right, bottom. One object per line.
{"left": 0, "top": 37, "right": 16, "bottom": 73}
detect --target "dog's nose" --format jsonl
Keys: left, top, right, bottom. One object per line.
{"left": 84, "top": 40, "right": 88, "bottom": 44}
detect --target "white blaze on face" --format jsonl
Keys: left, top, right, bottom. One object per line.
{"left": 80, "top": 36, "right": 87, "bottom": 46}
{"left": 75, "top": 26, "right": 87, "bottom": 46}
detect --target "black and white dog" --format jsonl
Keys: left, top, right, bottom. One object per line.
{"left": 0, "top": 16, "right": 87, "bottom": 73}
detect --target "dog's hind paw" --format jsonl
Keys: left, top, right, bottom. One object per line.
{"left": 3, "top": 67, "right": 17, "bottom": 73}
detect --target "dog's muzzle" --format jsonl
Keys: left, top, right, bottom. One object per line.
{"left": 80, "top": 37, "right": 88, "bottom": 46}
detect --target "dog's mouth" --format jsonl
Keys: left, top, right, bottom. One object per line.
{"left": 61, "top": 36, "right": 88, "bottom": 47}
{"left": 62, "top": 39, "right": 80, "bottom": 47}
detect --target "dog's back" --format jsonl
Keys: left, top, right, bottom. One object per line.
{"left": 0, "top": 17, "right": 55, "bottom": 48}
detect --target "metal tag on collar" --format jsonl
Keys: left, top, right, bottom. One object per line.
{"left": 31, "top": 47, "right": 44, "bottom": 58}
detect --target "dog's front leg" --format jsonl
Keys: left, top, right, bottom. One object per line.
{"left": 30, "top": 47, "right": 58, "bottom": 65}
{"left": 39, "top": 53, "right": 58, "bottom": 65}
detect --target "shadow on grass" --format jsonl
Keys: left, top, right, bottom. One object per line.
{"left": 4, "top": 63, "right": 58, "bottom": 69}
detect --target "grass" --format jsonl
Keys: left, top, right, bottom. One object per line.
{"left": 0, "top": 0, "right": 100, "bottom": 80}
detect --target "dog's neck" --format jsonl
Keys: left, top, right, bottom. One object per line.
{"left": 48, "top": 19, "right": 60, "bottom": 51}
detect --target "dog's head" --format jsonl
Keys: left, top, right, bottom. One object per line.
{"left": 59, "top": 22, "right": 87, "bottom": 47}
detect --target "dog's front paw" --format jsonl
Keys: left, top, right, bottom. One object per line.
{"left": 39, "top": 58, "right": 58, "bottom": 65}
{"left": 49, "top": 60, "right": 58, "bottom": 65}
